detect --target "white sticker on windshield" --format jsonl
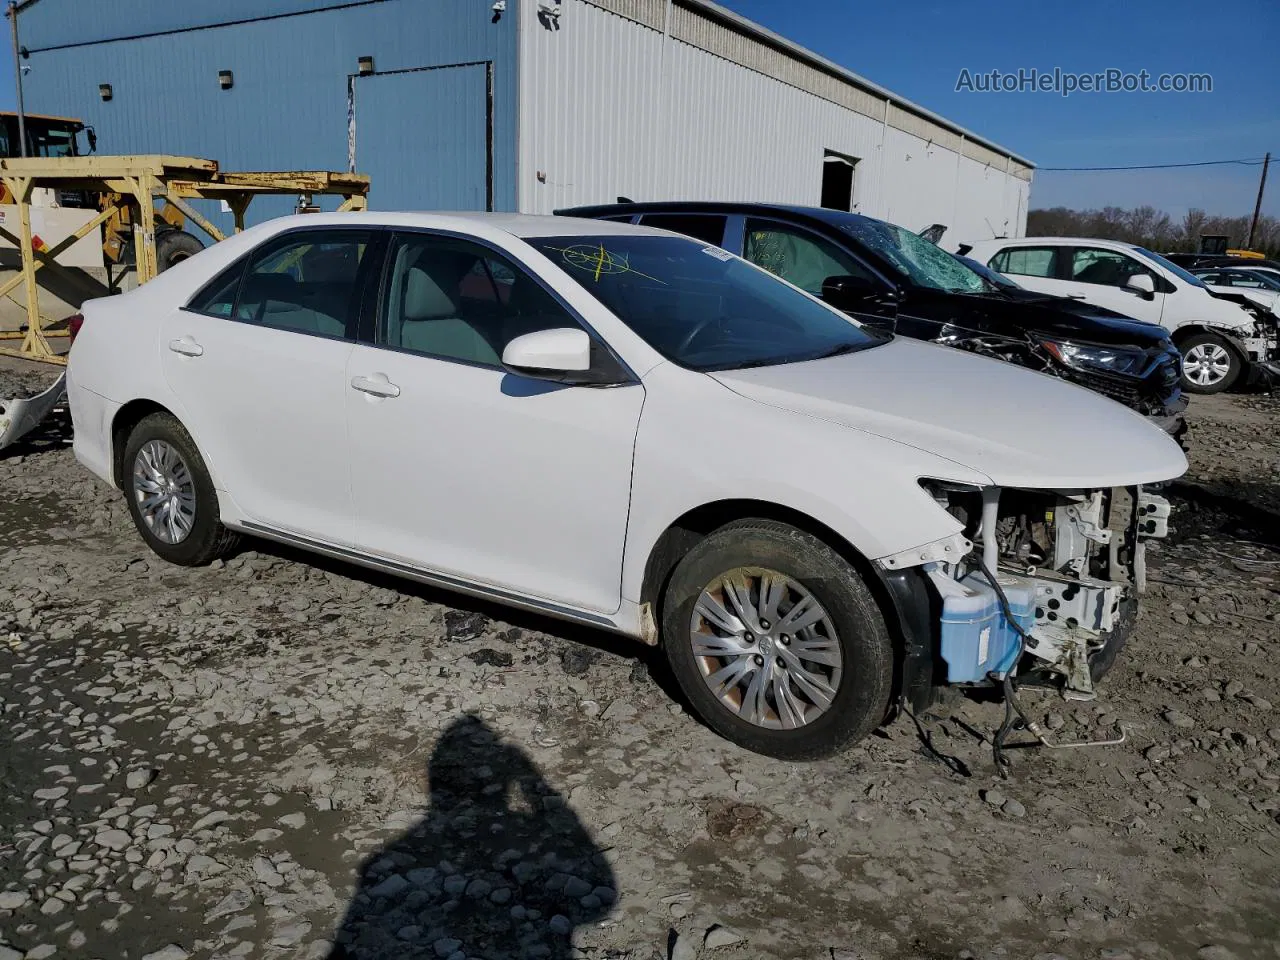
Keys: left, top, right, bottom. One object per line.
{"left": 701, "top": 245, "right": 733, "bottom": 261}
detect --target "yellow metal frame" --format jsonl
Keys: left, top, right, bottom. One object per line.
{"left": 0, "top": 155, "right": 370, "bottom": 365}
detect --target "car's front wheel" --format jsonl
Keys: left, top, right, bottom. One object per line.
{"left": 1179, "top": 332, "right": 1242, "bottom": 393}
{"left": 122, "top": 412, "right": 238, "bottom": 566}
{"left": 660, "top": 519, "right": 893, "bottom": 760}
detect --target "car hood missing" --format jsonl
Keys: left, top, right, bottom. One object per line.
{"left": 710, "top": 337, "right": 1188, "bottom": 489}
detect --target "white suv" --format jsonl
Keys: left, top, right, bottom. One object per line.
{"left": 67, "top": 213, "right": 1187, "bottom": 759}
{"left": 963, "top": 237, "right": 1280, "bottom": 393}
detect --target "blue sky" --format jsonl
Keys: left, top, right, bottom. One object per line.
{"left": 718, "top": 0, "right": 1279, "bottom": 218}
{"left": 1, "top": 0, "right": 1275, "bottom": 217}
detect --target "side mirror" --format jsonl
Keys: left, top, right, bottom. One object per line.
{"left": 1124, "top": 273, "right": 1155, "bottom": 296}
{"left": 501, "top": 327, "right": 629, "bottom": 386}
{"left": 821, "top": 274, "right": 892, "bottom": 310}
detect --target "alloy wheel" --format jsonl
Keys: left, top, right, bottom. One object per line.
{"left": 689, "top": 568, "right": 843, "bottom": 730}
{"left": 132, "top": 439, "right": 197, "bottom": 544}
{"left": 1183, "top": 342, "right": 1232, "bottom": 387}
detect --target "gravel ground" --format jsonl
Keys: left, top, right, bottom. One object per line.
{"left": 2, "top": 358, "right": 1279, "bottom": 960}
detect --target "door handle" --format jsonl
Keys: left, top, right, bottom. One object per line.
{"left": 350, "top": 374, "right": 401, "bottom": 399}
{"left": 168, "top": 337, "right": 204, "bottom": 357}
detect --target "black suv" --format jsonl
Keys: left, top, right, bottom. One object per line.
{"left": 559, "top": 202, "right": 1187, "bottom": 436}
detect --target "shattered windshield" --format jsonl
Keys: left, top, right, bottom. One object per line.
{"left": 526, "top": 234, "right": 885, "bottom": 372}
{"left": 839, "top": 217, "right": 989, "bottom": 293}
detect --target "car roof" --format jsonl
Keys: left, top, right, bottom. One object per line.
{"left": 556, "top": 200, "right": 881, "bottom": 230}
{"left": 967, "top": 236, "right": 1141, "bottom": 251}
{"left": 233, "top": 211, "right": 678, "bottom": 240}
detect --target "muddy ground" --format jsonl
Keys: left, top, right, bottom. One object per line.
{"left": 1, "top": 358, "right": 1278, "bottom": 960}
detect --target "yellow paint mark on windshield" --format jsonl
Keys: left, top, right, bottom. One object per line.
{"left": 547, "top": 243, "right": 667, "bottom": 284}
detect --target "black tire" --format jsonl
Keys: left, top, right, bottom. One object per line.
{"left": 1178, "top": 332, "right": 1242, "bottom": 394}
{"left": 661, "top": 519, "right": 894, "bottom": 760}
{"left": 156, "top": 230, "right": 205, "bottom": 272}
{"left": 121, "top": 412, "right": 238, "bottom": 566}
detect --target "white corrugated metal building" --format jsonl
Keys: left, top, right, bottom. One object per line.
{"left": 519, "top": 0, "right": 1033, "bottom": 245}
{"left": 20, "top": 0, "right": 1032, "bottom": 243}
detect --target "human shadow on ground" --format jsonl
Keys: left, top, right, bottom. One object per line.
{"left": 328, "top": 714, "right": 616, "bottom": 960}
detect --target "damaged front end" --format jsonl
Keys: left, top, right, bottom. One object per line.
{"left": 881, "top": 481, "right": 1172, "bottom": 708}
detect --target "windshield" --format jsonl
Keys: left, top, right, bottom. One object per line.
{"left": 525, "top": 234, "right": 886, "bottom": 372}
{"left": 1132, "top": 247, "right": 1208, "bottom": 288}
{"left": 958, "top": 255, "right": 1021, "bottom": 290}
{"left": 838, "top": 217, "right": 988, "bottom": 293}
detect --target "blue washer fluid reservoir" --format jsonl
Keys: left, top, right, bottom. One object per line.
{"left": 932, "top": 570, "right": 1036, "bottom": 683}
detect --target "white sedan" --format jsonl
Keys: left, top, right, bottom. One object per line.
{"left": 67, "top": 213, "right": 1187, "bottom": 759}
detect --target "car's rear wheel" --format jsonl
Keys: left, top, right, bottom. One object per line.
{"left": 660, "top": 519, "right": 893, "bottom": 760}
{"left": 1179, "top": 332, "right": 1241, "bottom": 393}
{"left": 122, "top": 412, "right": 238, "bottom": 565}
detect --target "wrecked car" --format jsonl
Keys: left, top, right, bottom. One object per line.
{"left": 964, "top": 236, "right": 1280, "bottom": 394}
{"left": 560, "top": 202, "right": 1188, "bottom": 436}
{"left": 67, "top": 213, "right": 1187, "bottom": 760}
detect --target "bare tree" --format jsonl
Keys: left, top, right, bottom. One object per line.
{"left": 1028, "top": 204, "right": 1280, "bottom": 258}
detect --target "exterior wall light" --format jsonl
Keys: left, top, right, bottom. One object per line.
{"left": 358, "top": 56, "right": 374, "bottom": 76}
{"left": 219, "top": 70, "right": 234, "bottom": 90}
{"left": 99, "top": 83, "right": 113, "bottom": 101}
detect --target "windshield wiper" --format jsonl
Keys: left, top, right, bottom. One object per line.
{"left": 805, "top": 341, "right": 866, "bottom": 361}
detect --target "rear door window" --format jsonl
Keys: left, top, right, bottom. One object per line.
{"left": 990, "top": 246, "right": 1059, "bottom": 278}
{"left": 235, "top": 231, "right": 374, "bottom": 338}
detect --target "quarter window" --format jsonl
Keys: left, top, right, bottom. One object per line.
{"left": 380, "top": 233, "right": 581, "bottom": 368}
{"left": 990, "top": 246, "right": 1058, "bottom": 278}
{"left": 638, "top": 213, "right": 728, "bottom": 247}
{"left": 1069, "top": 248, "right": 1152, "bottom": 288}
{"left": 742, "top": 219, "right": 875, "bottom": 295}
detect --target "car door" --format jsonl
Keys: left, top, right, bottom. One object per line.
{"left": 160, "top": 227, "right": 379, "bottom": 544}
{"left": 344, "top": 230, "right": 645, "bottom": 614}
{"left": 1061, "top": 246, "right": 1166, "bottom": 324}
{"left": 737, "top": 217, "right": 899, "bottom": 332}
{"left": 987, "top": 245, "right": 1071, "bottom": 298}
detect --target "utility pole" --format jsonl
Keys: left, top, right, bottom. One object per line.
{"left": 7, "top": 0, "right": 26, "bottom": 157}
{"left": 1247, "top": 151, "right": 1270, "bottom": 250}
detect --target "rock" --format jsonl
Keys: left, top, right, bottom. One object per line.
{"left": 0, "top": 945, "right": 23, "bottom": 960}
{"left": 489, "top": 886, "right": 512, "bottom": 904}
{"left": 207, "top": 888, "right": 253, "bottom": 921}
{"left": 1163, "top": 710, "right": 1196, "bottom": 729}
{"left": 126, "top": 768, "right": 157, "bottom": 790}
{"left": 1145, "top": 744, "right": 1171, "bottom": 762}
{"left": 1224, "top": 680, "right": 1244, "bottom": 698}
{"left": 252, "top": 857, "right": 284, "bottom": 888}
{"left": 465, "top": 878, "right": 492, "bottom": 898}
{"left": 1197, "top": 948, "right": 1238, "bottom": 960}
{"left": 141, "top": 947, "right": 191, "bottom": 960}
{"left": 1045, "top": 713, "right": 1065, "bottom": 730}
{"left": 278, "top": 812, "right": 307, "bottom": 829}
{"left": 433, "top": 938, "right": 461, "bottom": 958}
{"left": 190, "top": 809, "right": 232, "bottom": 832}
{"left": 33, "top": 787, "right": 68, "bottom": 801}
{"left": 548, "top": 914, "right": 571, "bottom": 935}
{"left": 982, "top": 788, "right": 1006, "bottom": 808}
{"left": 704, "top": 924, "right": 745, "bottom": 949}
{"left": 0, "top": 890, "right": 31, "bottom": 910}
{"left": 370, "top": 874, "right": 409, "bottom": 898}
{"left": 94, "top": 829, "right": 131, "bottom": 852}
{"left": 562, "top": 876, "right": 592, "bottom": 898}
{"left": 670, "top": 930, "right": 697, "bottom": 960}
{"left": 272, "top": 922, "right": 311, "bottom": 947}
{"left": 1002, "top": 798, "right": 1027, "bottom": 818}
{"left": 24, "top": 947, "right": 56, "bottom": 960}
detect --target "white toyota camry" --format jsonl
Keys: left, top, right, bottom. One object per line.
{"left": 67, "top": 213, "right": 1188, "bottom": 759}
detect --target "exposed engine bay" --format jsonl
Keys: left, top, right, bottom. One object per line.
{"left": 892, "top": 482, "right": 1172, "bottom": 701}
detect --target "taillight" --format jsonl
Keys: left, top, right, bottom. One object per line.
{"left": 67, "top": 313, "right": 85, "bottom": 346}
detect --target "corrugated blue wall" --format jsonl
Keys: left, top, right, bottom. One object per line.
{"left": 16, "top": 0, "right": 518, "bottom": 224}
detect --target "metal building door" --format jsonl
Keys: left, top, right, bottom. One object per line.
{"left": 350, "top": 62, "right": 493, "bottom": 211}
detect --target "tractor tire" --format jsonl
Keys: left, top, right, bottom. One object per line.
{"left": 156, "top": 230, "right": 205, "bottom": 272}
